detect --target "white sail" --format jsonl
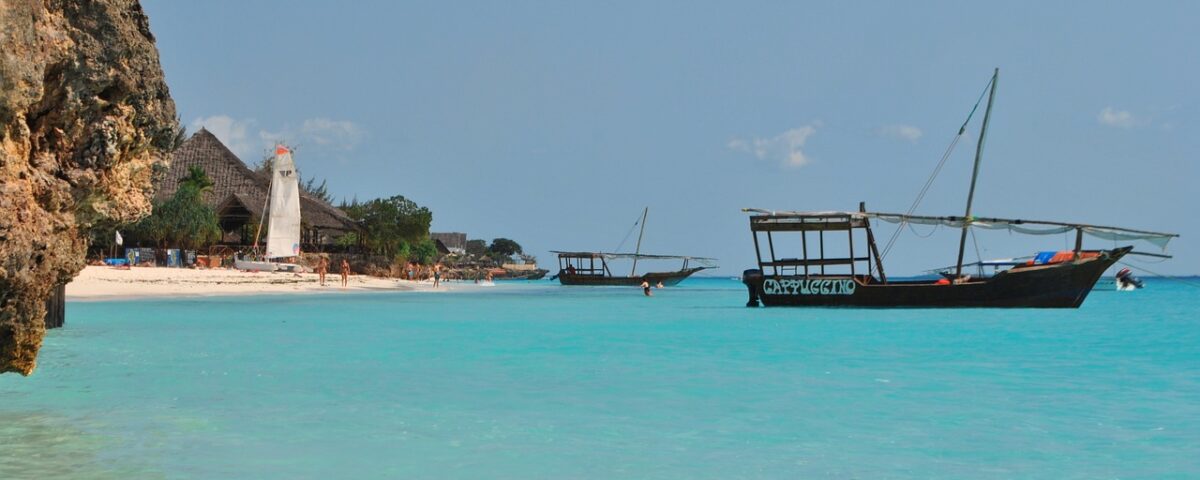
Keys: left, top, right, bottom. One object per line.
{"left": 265, "top": 145, "right": 302, "bottom": 259}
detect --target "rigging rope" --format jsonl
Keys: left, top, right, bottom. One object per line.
{"left": 612, "top": 213, "right": 643, "bottom": 253}
{"left": 970, "top": 227, "right": 984, "bottom": 275}
{"left": 1117, "top": 261, "right": 1200, "bottom": 289}
{"left": 880, "top": 75, "right": 996, "bottom": 260}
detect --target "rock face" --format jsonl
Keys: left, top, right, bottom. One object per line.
{"left": 0, "top": 0, "right": 177, "bottom": 375}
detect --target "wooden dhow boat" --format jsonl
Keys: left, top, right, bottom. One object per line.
{"left": 740, "top": 69, "right": 1177, "bottom": 308}
{"left": 552, "top": 251, "right": 714, "bottom": 286}
{"left": 552, "top": 208, "right": 717, "bottom": 286}
{"left": 741, "top": 208, "right": 1174, "bottom": 308}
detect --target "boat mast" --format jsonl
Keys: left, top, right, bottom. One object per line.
{"left": 630, "top": 207, "right": 648, "bottom": 276}
{"left": 251, "top": 169, "right": 273, "bottom": 258}
{"left": 955, "top": 68, "right": 999, "bottom": 278}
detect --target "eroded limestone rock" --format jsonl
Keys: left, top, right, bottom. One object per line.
{"left": 1, "top": 0, "right": 177, "bottom": 375}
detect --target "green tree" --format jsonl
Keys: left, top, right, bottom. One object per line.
{"left": 303, "top": 176, "right": 333, "bottom": 203}
{"left": 339, "top": 195, "right": 433, "bottom": 258}
{"left": 410, "top": 238, "right": 438, "bottom": 265}
{"left": 131, "top": 184, "right": 221, "bottom": 250}
{"left": 180, "top": 165, "right": 214, "bottom": 192}
{"left": 465, "top": 239, "right": 488, "bottom": 256}
{"left": 488, "top": 238, "right": 523, "bottom": 256}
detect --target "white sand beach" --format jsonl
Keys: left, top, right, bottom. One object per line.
{"left": 66, "top": 265, "right": 467, "bottom": 300}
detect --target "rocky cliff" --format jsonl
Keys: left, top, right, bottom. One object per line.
{"left": 0, "top": 0, "right": 177, "bottom": 375}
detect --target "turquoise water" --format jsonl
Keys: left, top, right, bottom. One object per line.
{"left": 3, "top": 278, "right": 1198, "bottom": 478}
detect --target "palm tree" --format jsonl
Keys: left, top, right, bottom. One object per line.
{"left": 180, "top": 165, "right": 214, "bottom": 193}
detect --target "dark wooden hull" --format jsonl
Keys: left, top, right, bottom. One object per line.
{"left": 497, "top": 269, "right": 549, "bottom": 280}
{"left": 557, "top": 267, "right": 706, "bottom": 286}
{"left": 743, "top": 247, "right": 1130, "bottom": 308}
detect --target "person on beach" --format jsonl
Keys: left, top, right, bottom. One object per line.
{"left": 641, "top": 279, "right": 652, "bottom": 296}
{"left": 433, "top": 264, "right": 441, "bottom": 288}
{"left": 340, "top": 259, "right": 350, "bottom": 287}
{"left": 317, "top": 257, "right": 328, "bottom": 286}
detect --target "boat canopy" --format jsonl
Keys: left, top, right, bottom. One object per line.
{"left": 552, "top": 251, "right": 718, "bottom": 265}
{"left": 742, "top": 208, "right": 1179, "bottom": 249}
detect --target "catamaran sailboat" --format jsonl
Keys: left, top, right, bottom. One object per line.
{"left": 552, "top": 208, "right": 717, "bottom": 286}
{"left": 740, "top": 69, "right": 1178, "bottom": 308}
{"left": 235, "top": 145, "right": 305, "bottom": 273}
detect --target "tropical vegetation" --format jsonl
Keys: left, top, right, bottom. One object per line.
{"left": 128, "top": 166, "right": 222, "bottom": 249}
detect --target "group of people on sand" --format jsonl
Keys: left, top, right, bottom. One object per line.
{"left": 315, "top": 257, "right": 351, "bottom": 287}
{"left": 403, "top": 262, "right": 448, "bottom": 288}
{"left": 405, "top": 260, "right": 456, "bottom": 286}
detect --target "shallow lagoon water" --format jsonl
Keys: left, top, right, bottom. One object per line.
{"left": 3, "top": 278, "right": 1198, "bottom": 478}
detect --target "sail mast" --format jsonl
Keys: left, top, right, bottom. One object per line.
{"left": 630, "top": 207, "right": 648, "bottom": 276}
{"left": 955, "top": 68, "right": 999, "bottom": 278}
{"left": 251, "top": 168, "right": 272, "bottom": 256}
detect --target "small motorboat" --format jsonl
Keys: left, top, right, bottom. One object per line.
{"left": 1115, "top": 267, "right": 1144, "bottom": 291}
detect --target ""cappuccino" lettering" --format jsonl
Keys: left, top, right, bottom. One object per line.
{"left": 762, "top": 278, "right": 857, "bottom": 296}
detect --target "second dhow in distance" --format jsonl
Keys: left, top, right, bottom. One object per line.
{"left": 550, "top": 207, "right": 717, "bottom": 286}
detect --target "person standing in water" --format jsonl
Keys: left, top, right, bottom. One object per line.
{"left": 340, "top": 259, "right": 350, "bottom": 287}
{"left": 641, "top": 279, "right": 652, "bottom": 296}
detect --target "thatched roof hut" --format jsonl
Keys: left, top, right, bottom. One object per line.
{"left": 157, "top": 129, "right": 359, "bottom": 246}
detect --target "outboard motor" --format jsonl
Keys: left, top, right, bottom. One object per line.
{"left": 742, "top": 269, "right": 763, "bottom": 307}
{"left": 1115, "top": 267, "right": 1144, "bottom": 290}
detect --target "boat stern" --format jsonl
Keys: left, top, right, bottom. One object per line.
{"left": 742, "top": 269, "right": 763, "bottom": 307}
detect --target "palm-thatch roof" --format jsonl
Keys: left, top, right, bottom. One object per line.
{"left": 158, "top": 128, "right": 358, "bottom": 233}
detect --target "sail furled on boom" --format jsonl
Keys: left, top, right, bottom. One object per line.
{"left": 740, "top": 209, "right": 1178, "bottom": 249}
{"left": 551, "top": 251, "right": 719, "bottom": 267}
{"left": 867, "top": 213, "right": 1178, "bottom": 249}
{"left": 265, "top": 145, "right": 302, "bottom": 259}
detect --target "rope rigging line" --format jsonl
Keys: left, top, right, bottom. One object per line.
{"left": 880, "top": 75, "right": 996, "bottom": 260}
{"left": 1117, "top": 261, "right": 1200, "bottom": 289}
{"left": 611, "top": 213, "right": 643, "bottom": 253}
{"left": 970, "top": 227, "right": 984, "bottom": 273}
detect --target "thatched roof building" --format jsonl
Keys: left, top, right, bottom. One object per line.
{"left": 157, "top": 129, "right": 358, "bottom": 247}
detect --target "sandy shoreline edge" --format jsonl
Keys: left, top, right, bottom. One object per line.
{"left": 66, "top": 265, "right": 486, "bottom": 301}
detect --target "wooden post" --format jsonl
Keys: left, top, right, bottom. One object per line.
{"left": 848, "top": 218, "right": 856, "bottom": 278}
{"left": 801, "top": 230, "right": 809, "bottom": 277}
{"left": 766, "top": 231, "right": 777, "bottom": 275}
{"left": 1073, "top": 227, "right": 1083, "bottom": 260}
{"left": 819, "top": 230, "right": 826, "bottom": 275}
{"left": 751, "top": 226, "right": 763, "bottom": 271}
{"left": 44, "top": 283, "right": 66, "bottom": 329}
{"left": 860, "top": 202, "right": 887, "bottom": 283}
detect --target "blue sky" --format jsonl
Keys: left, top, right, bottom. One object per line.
{"left": 143, "top": 1, "right": 1197, "bottom": 275}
